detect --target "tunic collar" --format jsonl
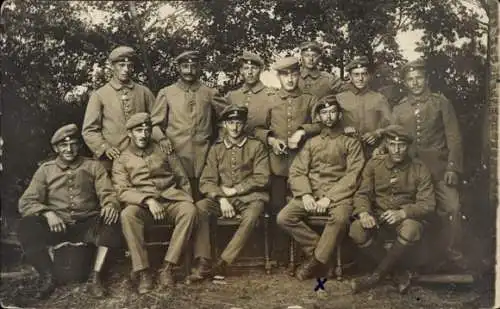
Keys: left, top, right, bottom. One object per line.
{"left": 176, "top": 79, "right": 201, "bottom": 92}
{"left": 320, "top": 126, "right": 343, "bottom": 139}
{"left": 128, "top": 141, "right": 155, "bottom": 157}
{"left": 109, "top": 78, "right": 135, "bottom": 91}
{"left": 348, "top": 83, "right": 370, "bottom": 95}
{"left": 55, "top": 156, "right": 84, "bottom": 170}
{"left": 278, "top": 87, "right": 302, "bottom": 99}
{"left": 384, "top": 155, "right": 412, "bottom": 170}
{"left": 300, "top": 68, "right": 321, "bottom": 79}
{"left": 407, "top": 88, "right": 432, "bottom": 105}
{"left": 242, "top": 81, "right": 265, "bottom": 94}
{"left": 223, "top": 137, "right": 248, "bottom": 149}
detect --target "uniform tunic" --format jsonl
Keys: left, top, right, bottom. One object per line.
{"left": 255, "top": 88, "right": 321, "bottom": 177}
{"left": 225, "top": 82, "right": 276, "bottom": 135}
{"left": 155, "top": 79, "right": 227, "bottom": 178}
{"left": 19, "top": 156, "right": 119, "bottom": 223}
{"left": 299, "top": 68, "right": 345, "bottom": 99}
{"left": 82, "top": 79, "right": 165, "bottom": 159}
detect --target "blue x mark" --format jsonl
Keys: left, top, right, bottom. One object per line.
{"left": 314, "top": 278, "right": 327, "bottom": 291}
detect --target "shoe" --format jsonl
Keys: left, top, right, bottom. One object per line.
{"left": 447, "top": 249, "right": 468, "bottom": 270}
{"left": 351, "top": 272, "right": 382, "bottom": 294}
{"left": 35, "top": 271, "right": 55, "bottom": 299}
{"left": 158, "top": 262, "right": 175, "bottom": 288}
{"left": 87, "top": 271, "right": 106, "bottom": 298}
{"left": 185, "top": 258, "right": 212, "bottom": 284}
{"left": 212, "top": 259, "right": 228, "bottom": 278}
{"left": 137, "top": 270, "right": 153, "bottom": 294}
{"left": 393, "top": 270, "right": 412, "bottom": 294}
{"left": 296, "top": 256, "right": 321, "bottom": 281}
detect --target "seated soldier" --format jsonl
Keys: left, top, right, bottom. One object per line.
{"left": 349, "top": 125, "right": 436, "bottom": 294}
{"left": 277, "top": 96, "right": 365, "bottom": 280}
{"left": 113, "top": 113, "right": 197, "bottom": 294}
{"left": 186, "top": 105, "right": 270, "bottom": 283}
{"left": 17, "top": 124, "right": 121, "bottom": 299}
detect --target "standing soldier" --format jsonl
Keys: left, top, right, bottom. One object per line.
{"left": 17, "top": 124, "right": 122, "bottom": 299}
{"left": 114, "top": 113, "right": 197, "bottom": 294}
{"left": 349, "top": 125, "right": 436, "bottom": 294}
{"left": 187, "top": 105, "right": 270, "bottom": 283}
{"left": 155, "top": 50, "right": 227, "bottom": 201}
{"left": 82, "top": 46, "right": 169, "bottom": 170}
{"left": 226, "top": 51, "right": 276, "bottom": 136}
{"left": 393, "top": 59, "right": 465, "bottom": 268}
{"left": 298, "top": 41, "right": 345, "bottom": 99}
{"left": 336, "top": 56, "right": 393, "bottom": 157}
{"left": 277, "top": 96, "right": 365, "bottom": 280}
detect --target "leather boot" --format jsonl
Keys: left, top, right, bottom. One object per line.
{"left": 296, "top": 256, "right": 322, "bottom": 281}
{"left": 26, "top": 251, "right": 55, "bottom": 299}
{"left": 137, "top": 270, "right": 153, "bottom": 294}
{"left": 87, "top": 271, "right": 106, "bottom": 298}
{"left": 185, "top": 258, "right": 212, "bottom": 284}
{"left": 158, "top": 262, "right": 175, "bottom": 288}
{"left": 212, "top": 259, "right": 228, "bottom": 278}
{"left": 393, "top": 270, "right": 412, "bottom": 294}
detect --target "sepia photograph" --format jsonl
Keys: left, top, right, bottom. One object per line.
{"left": 1, "top": 1, "right": 498, "bottom": 308}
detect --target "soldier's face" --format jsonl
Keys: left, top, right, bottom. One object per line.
{"left": 128, "top": 126, "right": 152, "bottom": 149}
{"left": 54, "top": 138, "right": 80, "bottom": 163}
{"left": 240, "top": 63, "right": 261, "bottom": 86}
{"left": 318, "top": 105, "right": 341, "bottom": 128}
{"left": 278, "top": 70, "right": 300, "bottom": 91}
{"left": 349, "top": 67, "right": 371, "bottom": 90}
{"left": 387, "top": 139, "right": 409, "bottom": 163}
{"left": 301, "top": 51, "right": 320, "bottom": 69}
{"left": 112, "top": 61, "right": 134, "bottom": 83}
{"left": 177, "top": 61, "right": 200, "bottom": 83}
{"left": 223, "top": 119, "right": 245, "bottom": 139}
{"left": 404, "top": 70, "right": 427, "bottom": 96}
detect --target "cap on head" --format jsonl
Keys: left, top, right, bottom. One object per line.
{"left": 175, "top": 50, "right": 200, "bottom": 64}
{"left": 345, "top": 56, "right": 370, "bottom": 72}
{"left": 299, "top": 41, "right": 323, "bottom": 54}
{"left": 400, "top": 59, "right": 426, "bottom": 77}
{"left": 109, "top": 46, "right": 136, "bottom": 63}
{"left": 383, "top": 125, "right": 413, "bottom": 144}
{"left": 51, "top": 124, "right": 79, "bottom": 145}
{"left": 126, "top": 112, "right": 152, "bottom": 130}
{"left": 221, "top": 105, "right": 248, "bottom": 122}
{"left": 315, "top": 95, "right": 341, "bottom": 114}
{"left": 272, "top": 57, "right": 300, "bottom": 73}
{"left": 239, "top": 51, "right": 264, "bottom": 67}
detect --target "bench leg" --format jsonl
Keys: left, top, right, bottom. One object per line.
{"left": 288, "top": 238, "right": 296, "bottom": 276}
{"left": 335, "top": 245, "right": 343, "bottom": 281}
{"left": 264, "top": 215, "right": 272, "bottom": 275}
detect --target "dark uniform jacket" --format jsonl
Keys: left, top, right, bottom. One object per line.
{"left": 289, "top": 127, "right": 365, "bottom": 204}
{"left": 112, "top": 141, "right": 193, "bottom": 206}
{"left": 353, "top": 155, "right": 436, "bottom": 219}
{"left": 200, "top": 136, "right": 270, "bottom": 204}
{"left": 155, "top": 79, "right": 227, "bottom": 178}
{"left": 299, "top": 68, "right": 345, "bottom": 99}
{"left": 19, "top": 157, "right": 119, "bottom": 223}
{"left": 392, "top": 90, "right": 463, "bottom": 180}
{"left": 83, "top": 79, "right": 165, "bottom": 158}
{"left": 255, "top": 88, "right": 321, "bottom": 177}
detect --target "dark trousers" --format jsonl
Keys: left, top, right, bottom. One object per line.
{"left": 189, "top": 177, "right": 203, "bottom": 202}
{"left": 269, "top": 175, "right": 289, "bottom": 263}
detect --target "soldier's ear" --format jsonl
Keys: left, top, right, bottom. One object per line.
{"left": 52, "top": 145, "right": 59, "bottom": 154}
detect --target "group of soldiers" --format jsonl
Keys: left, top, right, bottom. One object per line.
{"left": 17, "top": 41, "right": 464, "bottom": 299}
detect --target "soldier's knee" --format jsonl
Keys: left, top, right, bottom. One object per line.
{"left": 276, "top": 208, "right": 289, "bottom": 227}
{"left": 195, "top": 199, "right": 212, "bottom": 217}
{"left": 246, "top": 201, "right": 265, "bottom": 219}
{"left": 120, "top": 205, "right": 143, "bottom": 223}
{"left": 348, "top": 220, "right": 370, "bottom": 245}
{"left": 330, "top": 206, "right": 351, "bottom": 225}
{"left": 398, "top": 219, "right": 423, "bottom": 243}
{"left": 178, "top": 202, "right": 197, "bottom": 220}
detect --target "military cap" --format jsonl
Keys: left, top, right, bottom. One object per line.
{"left": 109, "top": 46, "right": 136, "bottom": 63}
{"left": 239, "top": 50, "right": 264, "bottom": 66}
{"left": 272, "top": 57, "right": 300, "bottom": 72}
{"left": 220, "top": 105, "right": 248, "bottom": 122}
{"left": 345, "top": 56, "right": 370, "bottom": 71}
{"left": 299, "top": 41, "right": 323, "bottom": 53}
{"left": 401, "top": 59, "right": 426, "bottom": 77}
{"left": 51, "top": 124, "right": 79, "bottom": 145}
{"left": 315, "top": 95, "right": 341, "bottom": 113}
{"left": 175, "top": 50, "right": 200, "bottom": 64}
{"left": 383, "top": 125, "right": 413, "bottom": 143}
{"left": 126, "top": 112, "right": 152, "bottom": 130}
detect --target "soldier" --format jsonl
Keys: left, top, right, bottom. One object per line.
{"left": 349, "top": 125, "right": 436, "bottom": 294}
{"left": 155, "top": 50, "right": 227, "bottom": 201}
{"left": 392, "top": 59, "right": 465, "bottom": 268}
{"left": 298, "top": 41, "right": 345, "bottom": 99}
{"left": 17, "top": 124, "right": 121, "bottom": 299}
{"left": 336, "top": 56, "right": 393, "bottom": 157}
{"left": 225, "top": 51, "right": 276, "bottom": 136}
{"left": 277, "top": 96, "right": 365, "bottom": 280}
{"left": 113, "top": 113, "right": 196, "bottom": 294}
{"left": 82, "top": 46, "right": 170, "bottom": 170}
{"left": 186, "top": 105, "right": 270, "bottom": 283}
